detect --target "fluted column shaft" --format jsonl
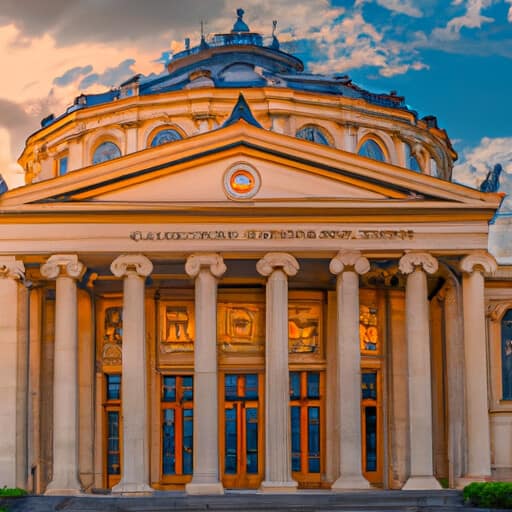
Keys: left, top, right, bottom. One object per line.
{"left": 0, "top": 257, "right": 25, "bottom": 488}
{"left": 111, "top": 254, "right": 153, "bottom": 494}
{"left": 41, "top": 255, "right": 84, "bottom": 495}
{"left": 399, "top": 252, "right": 441, "bottom": 490}
{"left": 330, "top": 251, "right": 370, "bottom": 490}
{"left": 461, "top": 252, "right": 497, "bottom": 480}
{"left": 257, "top": 252, "right": 299, "bottom": 492}
{"left": 185, "top": 254, "right": 226, "bottom": 495}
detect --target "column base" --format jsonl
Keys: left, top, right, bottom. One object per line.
{"left": 331, "top": 474, "right": 371, "bottom": 491}
{"left": 111, "top": 481, "right": 153, "bottom": 495}
{"left": 185, "top": 481, "right": 224, "bottom": 495}
{"left": 45, "top": 478, "right": 82, "bottom": 496}
{"left": 260, "top": 480, "right": 298, "bottom": 493}
{"left": 402, "top": 476, "right": 442, "bottom": 490}
{"left": 456, "top": 476, "right": 491, "bottom": 489}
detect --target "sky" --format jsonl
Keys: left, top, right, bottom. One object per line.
{"left": 0, "top": 0, "right": 511, "bottom": 213}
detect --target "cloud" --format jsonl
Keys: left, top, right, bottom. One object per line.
{"left": 432, "top": 0, "right": 495, "bottom": 41}
{"left": 506, "top": 0, "right": 512, "bottom": 22}
{"left": 79, "top": 59, "right": 137, "bottom": 90}
{"left": 355, "top": 0, "right": 423, "bottom": 17}
{"left": 53, "top": 65, "right": 93, "bottom": 87}
{"left": 0, "top": 0, "right": 226, "bottom": 47}
{"left": 453, "top": 136, "right": 512, "bottom": 211}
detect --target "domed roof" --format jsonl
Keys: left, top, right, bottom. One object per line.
{"left": 41, "top": 9, "right": 414, "bottom": 129}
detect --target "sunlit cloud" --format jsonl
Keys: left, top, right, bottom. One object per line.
{"left": 432, "top": 0, "right": 495, "bottom": 41}
{"left": 355, "top": 0, "right": 423, "bottom": 17}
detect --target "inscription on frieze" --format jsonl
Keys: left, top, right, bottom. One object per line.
{"left": 129, "top": 229, "right": 414, "bottom": 242}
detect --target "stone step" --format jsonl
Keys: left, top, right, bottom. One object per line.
{"left": 2, "top": 490, "right": 472, "bottom": 512}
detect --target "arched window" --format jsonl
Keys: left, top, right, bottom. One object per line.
{"left": 296, "top": 126, "right": 331, "bottom": 146}
{"left": 405, "top": 143, "right": 421, "bottom": 172}
{"left": 430, "top": 157, "right": 438, "bottom": 177}
{"left": 358, "top": 139, "right": 385, "bottom": 162}
{"left": 502, "top": 309, "right": 512, "bottom": 400}
{"left": 150, "top": 129, "right": 183, "bottom": 147}
{"left": 92, "top": 141, "right": 121, "bottom": 165}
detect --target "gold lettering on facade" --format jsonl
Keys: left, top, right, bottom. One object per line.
{"left": 129, "top": 229, "right": 414, "bottom": 242}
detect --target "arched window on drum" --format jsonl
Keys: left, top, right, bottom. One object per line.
{"left": 405, "top": 143, "right": 422, "bottom": 172}
{"left": 358, "top": 139, "right": 386, "bottom": 163}
{"left": 296, "top": 126, "right": 332, "bottom": 147}
{"left": 502, "top": 309, "right": 512, "bottom": 400}
{"left": 92, "top": 141, "right": 121, "bottom": 165}
{"left": 150, "top": 128, "right": 183, "bottom": 148}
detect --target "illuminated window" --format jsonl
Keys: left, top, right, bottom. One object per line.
{"left": 93, "top": 141, "right": 121, "bottom": 165}
{"left": 502, "top": 309, "right": 512, "bottom": 400}
{"left": 296, "top": 126, "right": 331, "bottom": 146}
{"left": 358, "top": 139, "right": 385, "bottom": 162}
{"left": 150, "top": 129, "right": 182, "bottom": 147}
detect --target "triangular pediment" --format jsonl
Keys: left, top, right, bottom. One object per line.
{"left": 0, "top": 120, "right": 502, "bottom": 219}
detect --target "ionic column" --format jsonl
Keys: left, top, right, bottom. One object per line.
{"left": 330, "top": 251, "right": 371, "bottom": 490}
{"left": 257, "top": 252, "right": 299, "bottom": 492}
{"left": 460, "top": 252, "right": 497, "bottom": 481}
{"left": 41, "top": 255, "right": 85, "bottom": 495}
{"left": 185, "top": 253, "right": 226, "bottom": 495}
{"left": 0, "top": 257, "right": 25, "bottom": 488}
{"left": 399, "top": 252, "right": 441, "bottom": 490}
{"left": 111, "top": 254, "right": 153, "bottom": 494}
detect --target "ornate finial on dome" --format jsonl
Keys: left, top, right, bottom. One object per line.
{"left": 232, "top": 7, "right": 250, "bottom": 32}
{"left": 270, "top": 19, "right": 280, "bottom": 50}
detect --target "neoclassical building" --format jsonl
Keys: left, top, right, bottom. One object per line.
{"left": 1, "top": 10, "right": 511, "bottom": 496}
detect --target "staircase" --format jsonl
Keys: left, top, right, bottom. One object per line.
{"left": 1, "top": 490, "right": 482, "bottom": 512}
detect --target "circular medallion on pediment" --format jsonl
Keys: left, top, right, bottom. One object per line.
{"left": 223, "top": 162, "right": 261, "bottom": 200}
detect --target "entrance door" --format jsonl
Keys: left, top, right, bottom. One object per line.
{"left": 221, "top": 374, "right": 263, "bottom": 488}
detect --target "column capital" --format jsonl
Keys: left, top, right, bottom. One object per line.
{"left": 0, "top": 256, "right": 25, "bottom": 280}
{"left": 256, "top": 252, "right": 299, "bottom": 277}
{"left": 41, "top": 254, "right": 85, "bottom": 280}
{"left": 460, "top": 251, "right": 497, "bottom": 275}
{"left": 399, "top": 251, "right": 438, "bottom": 275}
{"left": 185, "top": 253, "right": 226, "bottom": 279}
{"left": 329, "top": 250, "right": 370, "bottom": 276}
{"left": 111, "top": 254, "right": 153, "bottom": 278}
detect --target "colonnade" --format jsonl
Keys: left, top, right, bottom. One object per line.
{"left": 0, "top": 250, "right": 497, "bottom": 493}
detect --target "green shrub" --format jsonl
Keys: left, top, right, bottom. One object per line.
{"left": 463, "top": 482, "right": 512, "bottom": 509}
{"left": 0, "top": 487, "right": 27, "bottom": 497}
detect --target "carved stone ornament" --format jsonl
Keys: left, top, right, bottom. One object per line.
{"left": 460, "top": 251, "right": 498, "bottom": 276}
{"left": 111, "top": 254, "right": 153, "bottom": 278}
{"left": 185, "top": 253, "right": 226, "bottom": 279}
{"left": 256, "top": 252, "right": 299, "bottom": 277}
{"left": 398, "top": 251, "right": 438, "bottom": 275}
{"left": 0, "top": 257, "right": 25, "bottom": 280}
{"left": 329, "top": 250, "right": 370, "bottom": 276}
{"left": 41, "top": 254, "right": 85, "bottom": 280}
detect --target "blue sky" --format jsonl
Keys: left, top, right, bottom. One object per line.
{"left": 0, "top": 0, "right": 511, "bottom": 211}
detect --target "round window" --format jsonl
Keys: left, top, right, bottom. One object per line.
{"left": 223, "top": 163, "right": 261, "bottom": 200}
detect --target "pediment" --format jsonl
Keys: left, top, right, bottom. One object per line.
{"left": 0, "top": 120, "right": 502, "bottom": 216}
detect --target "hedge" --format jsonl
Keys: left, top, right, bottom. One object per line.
{"left": 463, "top": 482, "right": 512, "bottom": 509}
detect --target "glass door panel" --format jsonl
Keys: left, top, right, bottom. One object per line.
{"left": 290, "top": 371, "right": 323, "bottom": 486}
{"left": 161, "top": 375, "right": 194, "bottom": 484}
{"left": 362, "top": 370, "right": 382, "bottom": 484}
{"left": 221, "top": 374, "right": 263, "bottom": 488}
